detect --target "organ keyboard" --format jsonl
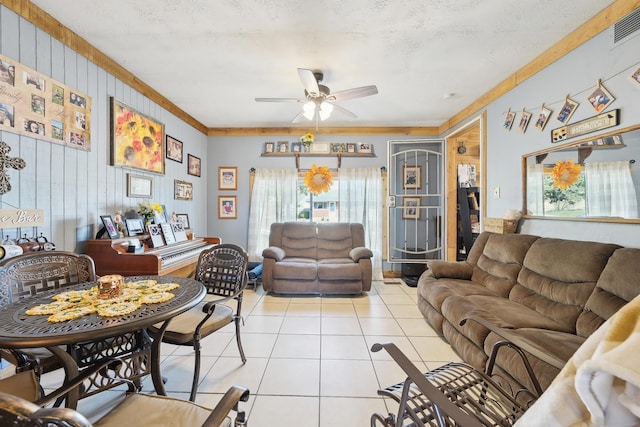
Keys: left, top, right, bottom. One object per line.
{"left": 86, "top": 236, "right": 221, "bottom": 277}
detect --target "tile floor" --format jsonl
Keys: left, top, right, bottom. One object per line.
{"left": 38, "top": 279, "right": 461, "bottom": 426}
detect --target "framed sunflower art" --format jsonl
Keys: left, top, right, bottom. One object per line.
{"left": 110, "top": 97, "right": 165, "bottom": 174}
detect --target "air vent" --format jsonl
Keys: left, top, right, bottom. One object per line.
{"left": 614, "top": 8, "right": 640, "bottom": 44}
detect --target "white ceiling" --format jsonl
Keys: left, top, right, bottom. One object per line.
{"left": 30, "top": 0, "right": 616, "bottom": 129}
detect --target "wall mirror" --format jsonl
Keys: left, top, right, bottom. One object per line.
{"left": 523, "top": 124, "right": 640, "bottom": 223}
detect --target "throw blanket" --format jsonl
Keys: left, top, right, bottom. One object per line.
{"left": 515, "top": 294, "right": 640, "bottom": 426}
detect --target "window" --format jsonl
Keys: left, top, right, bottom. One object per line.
{"left": 297, "top": 176, "right": 339, "bottom": 222}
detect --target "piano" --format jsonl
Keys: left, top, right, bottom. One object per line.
{"left": 85, "top": 236, "right": 220, "bottom": 277}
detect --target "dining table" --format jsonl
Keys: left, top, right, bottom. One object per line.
{"left": 0, "top": 275, "right": 205, "bottom": 409}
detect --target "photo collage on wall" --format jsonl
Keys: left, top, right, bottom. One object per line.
{"left": 0, "top": 53, "right": 92, "bottom": 150}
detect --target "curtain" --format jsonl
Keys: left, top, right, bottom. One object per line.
{"left": 338, "top": 167, "right": 384, "bottom": 280}
{"left": 585, "top": 161, "right": 638, "bottom": 218}
{"left": 247, "top": 168, "right": 298, "bottom": 260}
{"left": 527, "top": 163, "right": 545, "bottom": 216}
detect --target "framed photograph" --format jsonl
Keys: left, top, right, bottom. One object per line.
{"left": 556, "top": 97, "right": 579, "bottom": 124}
{"left": 277, "top": 141, "right": 289, "bottom": 153}
{"left": 357, "top": 143, "right": 372, "bottom": 153}
{"left": 147, "top": 223, "right": 165, "bottom": 247}
{"left": 534, "top": 106, "right": 552, "bottom": 131}
{"left": 518, "top": 111, "right": 532, "bottom": 133}
{"left": 630, "top": 66, "right": 640, "bottom": 88}
{"left": 310, "top": 142, "right": 330, "bottom": 153}
{"left": 125, "top": 218, "right": 145, "bottom": 237}
{"left": 264, "top": 142, "right": 274, "bottom": 153}
{"left": 187, "top": 154, "right": 201, "bottom": 177}
{"left": 218, "top": 196, "right": 237, "bottom": 219}
{"left": 347, "top": 143, "right": 356, "bottom": 153}
{"left": 402, "top": 197, "right": 421, "bottom": 220}
{"left": 503, "top": 110, "right": 516, "bottom": 130}
{"left": 291, "top": 142, "right": 302, "bottom": 152}
{"left": 166, "top": 135, "right": 183, "bottom": 163}
{"left": 402, "top": 166, "right": 422, "bottom": 189}
{"left": 110, "top": 97, "right": 165, "bottom": 174}
{"left": 331, "top": 143, "right": 346, "bottom": 153}
{"left": 171, "top": 222, "right": 188, "bottom": 242}
{"left": 587, "top": 84, "right": 614, "bottom": 112}
{"left": 100, "top": 215, "right": 120, "bottom": 239}
{"left": 176, "top": 213, "right": 190, "bottom": 229}
{"left": 218, "top": 166, "right": 238, "bottom": 190}
{"left": 127, "top": 173, "right": 153, "bottom": 198}
{"left": 174, "top": 179, "right": 193, "bottom": 201}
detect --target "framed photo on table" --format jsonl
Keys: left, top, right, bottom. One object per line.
{"left": 176, "top": 213, "right": 190, "bottom": 229}
{"left": 402, "top": 197, "right": 421, "bottom": 220}
{"left": 166, "top": 135, "right": 183, "bottom": 163}
{"left": 100, "top": 215, "right": 120, "bottom": 239}
{"left": 218, "top": 196, "right": 237, "bottom": 219}
{"left": 125, "top": 218, "right": 145, "bottom": 237}
{"left": 218, "top": 166, "right": 237, "bottom": 190}
{"left": 402, "top": 166, "right": 421, "bottom": 189}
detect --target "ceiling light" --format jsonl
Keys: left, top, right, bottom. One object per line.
{"left": 303, "top": 101, "right": 316, "bottom": 120}
{"left": 319, "top": 101, "right": 334, "bottom": 121}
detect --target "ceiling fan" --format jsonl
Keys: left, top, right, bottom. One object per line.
{"left": 255, "top": 68, "right": 378, "bottom": 129}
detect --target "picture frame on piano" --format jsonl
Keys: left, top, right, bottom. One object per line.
{"left": 176, "top": 213, "right": 190, "bottom": 229}
{"left": 160, "top": 223, "right": 177, "bottom": 245}
{"left": 147, "top": 224, "right": 165, "bottom": 247}
{"left": 100, "top": 215, "right": 120, "bottom": 239}
{"left": 125, "top": 218, "right": 145, "bottom": 237}
{"left": 171, "top": 222, "right": 188, "bottom": 242}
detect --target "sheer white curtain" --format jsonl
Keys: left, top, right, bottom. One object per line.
{"left": 585, "top": 161, "right": 638, "bottom": 218}
{"left": 338, "top": 167, "right": 384, "bottom": 279}
{"left": 247, "top": 168, "right": 298, "bottom": 260}
{"left": 527, "top": 163, "right": 545, "bottom": 215}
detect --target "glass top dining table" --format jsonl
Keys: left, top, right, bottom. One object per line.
{"left": 0, "top": 275, "right": 205, "bottom": 408}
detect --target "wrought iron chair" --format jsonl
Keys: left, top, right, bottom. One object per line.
{"left": 150, "top": 243, "right": 248, "bottom": 401}
{"left": 0, "top": 251, "right": 97, "bottom": 377}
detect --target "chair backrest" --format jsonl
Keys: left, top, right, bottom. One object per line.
{"left": 194, "top": 244, "right": 248, "bottom": 298}
{"left": 0, "top": 251, "right": 97, "bottom": 307}
{"left": 0, "top": 391, "right": 92, "bottom": 426}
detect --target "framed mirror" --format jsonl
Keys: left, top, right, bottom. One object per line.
{"left": 523, "top": 124, "right": 640, "bottom": 223}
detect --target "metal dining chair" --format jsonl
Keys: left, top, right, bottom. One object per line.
{"left": 0, "top": 251, "right": 97, "bottom": 377}
{"left": 149, "top": 243, "right": 249, "bottom": 401}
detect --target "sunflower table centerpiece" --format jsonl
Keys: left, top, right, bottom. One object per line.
{"left": 300, "top": 133, "right": 314, "bottom": 152}
{"left": 305, "top": 164, "right": 333, "bottom": 195}
{"left": 138, "top": 200, "right": 162, "bottom": 226}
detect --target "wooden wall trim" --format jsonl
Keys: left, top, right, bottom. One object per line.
{"left": 207, "top": 126, "right": 440, "bottom": 137}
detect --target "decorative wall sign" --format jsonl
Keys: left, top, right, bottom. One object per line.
{"left": 0, "top": 141, "right": 25, "bottom": 194}
{"left": 551, "top": 109, "right": 620, "bottom": 143}
{"left": 0, "top": 209, "right": 45, "bottom": 228}
{"left": 0, "top": 53, "right": 92, "bottom": 150}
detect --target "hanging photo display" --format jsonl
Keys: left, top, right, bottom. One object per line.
{"left": 0, "top": 53, "right": 91, "bottom": 150}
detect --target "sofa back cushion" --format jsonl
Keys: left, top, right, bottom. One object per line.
{"left": 470, "top": 233, "right": 540, "bottom": 297}
{"left": 317, "top": 223, "right": 359, "bottom": 259}
{"left": 511, "top": 238, "right": 620, "bottom": 332}
{"left": 576, "top": 248, "right": 640, "bottom": 337}
{"left": 270, "top": 222, "right": 317, "bottom": 259}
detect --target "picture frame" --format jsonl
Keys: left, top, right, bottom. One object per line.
{"left": 291, "top": 142, "right": 302, "bottom": 152}
{"left": 110, "top": 97, "right": 165, "bottom": 174}
{"left": 171, "top": 222, "right": 188, "bottom": 242}
{"left": 518, "top": 111, "right": 532, "bottom": 133}
{"left": 187, "top": 154, "right": 201, "bottom": 177}
{"left": 357, "top": 143, "right": 372, "bottom": 153}
{"left": 218, "top": 196, "right": 237, "bottom": 219}
{"left": 218, "top": 166, "right": 238, "bottom": 190}
{"left": 402, "top": 166, "right": 422, "bottom": 189}
{"left": 176, "top": 213, "right": 190, "bottom": 229}
{"left": 556, "top": 97, "right": 579, "bottom": 124}
{"left": 331, "top": 143, "right": 346, "bottom": 153}
{"left": 534, "top": 106, "right": 552, "bottom": 131}
{"left": 587, "top": 83, "right": 615, "bottom": 112}
{"left": 160, "top": 223, "right": 176, "bottom": 245}
{"left": 277, "top": 141, "right": 289, "bottom": 153}
{"left": 503, "top": 110, "right": 516, "bottom": 130}
{"left": 174, "top": 179, "right": 193, "bottom": 201}
{"left": 147, "top": 223, "right": 165, "bottom": 247}
{"left": 264, "top": 142, "right": 274, "bottom": 153}
{"left": 347, "top": 143, "right": 356, "bottom": 153}
{"left": 310, "top": 142, "right": 330, "bottom": 153}
{"left": 402, "top": 197, "right": 421, "bottom": 220}
{"left": 166, "top": 135, "right": 183, "bottom": 163}
{"left": 630, "top": 66, "right": 640, "bottom": 89}
{"left": 126, "top": 173, "right": 153, "bottom": 198}
{"left": 125, "top": 218, "right": 145, "bottom": 237}
{"left": 100, "top": 215, "right": 120, "bottom": 239}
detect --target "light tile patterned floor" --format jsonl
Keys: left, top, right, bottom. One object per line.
{"left": 37, "top": 280, "right": 461, "bottom": 426}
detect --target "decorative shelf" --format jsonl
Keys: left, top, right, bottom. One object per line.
{"left": 261, "top": 152, "right": 376, "bottom": 168}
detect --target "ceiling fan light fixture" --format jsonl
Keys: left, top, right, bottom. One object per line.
{"left": 302, "top": 101, "right": 316, "bottom": 120}
{"left": 319, "top": 101, "right": 334, "bottom": 121}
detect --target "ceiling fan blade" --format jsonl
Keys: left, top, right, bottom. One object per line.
{"left": 297, "top": 68, "right": 320, "bottom": 97}
{"left": 330, "top": 85, "right": 378, "bottom": 102}
{"left": 331, "top": 103, "right": 358, "bottom": 120}
{"left": 255, "top": 97, "right": 303, "bottom": 102}
{"left": 291, "top": 111, "right": 306, "bottom": 123}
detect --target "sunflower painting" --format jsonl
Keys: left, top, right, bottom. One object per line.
{"left": 110, "top": 98, "right": 165, "bottom": 174}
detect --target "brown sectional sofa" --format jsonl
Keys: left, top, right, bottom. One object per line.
{"left": 262, "top": 222, "right": 373, "bottom": 295}
{"left": 417, "top": 231, "right": 640, "bottom": 393}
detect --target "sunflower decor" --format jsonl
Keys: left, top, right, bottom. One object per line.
{"left": 300, "top": 133, "right": 314, "bottom": 149}
{"left": 305, "top": 164, "right": 333, "bottom": 195}
{"left": 551, "top": 159, "right": 581, "bottom": 190}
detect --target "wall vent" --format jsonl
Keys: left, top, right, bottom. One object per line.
{"left": 614, "top": 8, "right": 640, "bottom": 44}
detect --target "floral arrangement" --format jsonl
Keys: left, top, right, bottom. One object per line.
{"left": 304, "top": 164, "right": 333, "bottom": 195}
{"left": 551, "top": 160, "right": 581, "bottom": 189}
{"left": 138, "top": 201, "right": 162, "bottom": 224}
{"left": 300, "top": 133, "right": 314, "bottom": 147}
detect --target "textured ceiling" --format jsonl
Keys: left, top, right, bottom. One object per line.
{"left": 29, "top": 0, "right": 616, "bottom": 129}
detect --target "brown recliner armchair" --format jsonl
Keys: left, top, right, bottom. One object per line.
{"left": 262, "top": 222, "right": 373, "bottom": 295}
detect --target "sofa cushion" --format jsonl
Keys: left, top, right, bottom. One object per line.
{"left": 276, "top": 222, "right": 318, "bottom": 259}
{"left": 273, "top": 258, "right": 317, "bottom": 280}
{"left": 316, "top": 223, "right": 353, "bottom": 259}
{"left": 317, "top": 259, "right": 362, "bottom": 281}
{"left": 419, "top": 275, "right": 501, "bottom": 313}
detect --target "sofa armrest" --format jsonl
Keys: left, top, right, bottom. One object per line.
{"left": 262, "top": 246, "right": 286, "bottom": 262}
{"left": 427, "top": 260, "right": 473, "bottom": 279}
{"left": 349, "top": 247, "right": 373, "bottom": 262}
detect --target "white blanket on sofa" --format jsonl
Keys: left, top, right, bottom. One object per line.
{"left": 514, "top": 294, "right": 640, "bottom": 427}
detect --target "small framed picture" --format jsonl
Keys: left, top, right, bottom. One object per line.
{"left": 357, "top": 143, "right": 372, "bottom": 153}
{"left": 277, "top": 141, "right": 289, "bottom": 153}
{"left": 176, "top": 213, "right": 190, "bottom": 229}
{"left": 518, "top": 111, "right": 532, "bottom": 133}
{"left": 310, "top": 142, "right": 330, "bottom": 153}
{"left": 534, "top": 106, "right": 552, "bottom": 131}
{"left": 556, "top": 97, "right": 579, "bottom": 124}
{"left": 264, "top": 142, "right": 274, "bottom": 153}
{"left": 127, "top": 173, "right": 153, "bottom": 198}
{"left": 174, "top": 179, "right": 193, "bottom": 201}
{"left": 187, "top": 154, "right": 201, "bottom": 177}
{"left": 166, "top": 135, "right": 183, "bottom": 163}
{"left": 503, "top": 110, "right": 516, "bottom": 130}
{"left": 125, "top": 218, "right": 145, "bottom": 237}
{"left": 587, "top": 84, "right": 614, "bottom": 112}
{"left": 218, "top": 166, "right": 238, "bottom": 190}
{"left": 291, "top": 142, "right": 302, "bottom": 152}
{"left": 147, "top": 224, "right": 165, "bottom": 247}
{"left": 100, "top": 215, "right": 120, "bottom": 239}
{"left": 402, "top": 166, "right": 422, "bottom": 189}
{"left": 218, "top": 196, "right": 237, "bottom": 219}
{"left": 347, "top": 143, "right": 356, "bottom": 153}
{"left": 402, "top": 197, "right": 421, "bottom": 220}
{"left": 331, "top": 143, "right": 345, "bottom": 153}
{"left": 630, "top": 66, "right": 640, "bottom": 88}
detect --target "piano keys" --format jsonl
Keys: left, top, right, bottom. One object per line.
{"left": 85, "top": 236, "right": 220, "bottom": 277}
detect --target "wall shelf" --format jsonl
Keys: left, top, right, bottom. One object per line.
{"left": 261, "top": 152, "right": 376, "bottom": 168}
